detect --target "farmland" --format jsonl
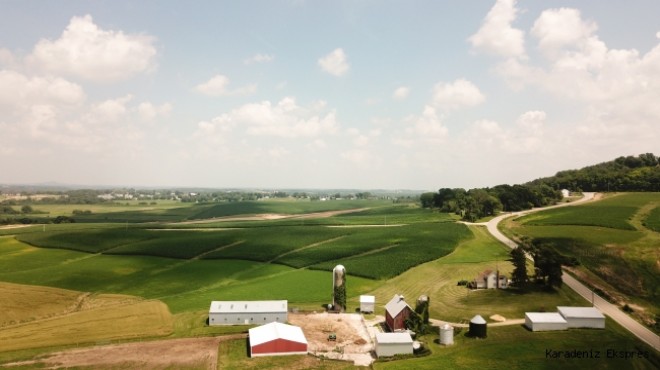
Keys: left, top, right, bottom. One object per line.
{"left": 508, "top": 193, "right": 660, "bottom": 329}
{"left": 0, "top": 196, "right": 658, "bottom": 369}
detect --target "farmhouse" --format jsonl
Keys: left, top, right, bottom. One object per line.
{"left": 375, "top": 332, "right": 413, "bottom": 358}
{"left": 385, "top": 294, "right": 413, "bottom": 332}
{"left": 249, "top": 321, "right": 308, "bottom": 357}
{"left": 557, "top": 306, "right": 605, "bottom": 329}
{"left": 360, "top": 295, "right": 375, "bottom": 313}
{"left": 209, "top": 300, "right": 287, "bottom": 326}
{"left": 525, "top": 312, "right": 568, "bottom": 332}
{"left": 469, "top": 269, "right": 509, "bottom": 289}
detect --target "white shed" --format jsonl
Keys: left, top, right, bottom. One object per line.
{"left": 375, "top": 332, "right": 413, "bottom": 358}
{"left": 525, "top": 312, "right": 568, "bottom": 332}
{"left": 209, "top": 300, "right": 287, "bottom": 326}
{"left": 360, "top": 295, "right": 375, "bottom": 313}
{"left": 557, "top": 306, "right": 605, "bottom": 329}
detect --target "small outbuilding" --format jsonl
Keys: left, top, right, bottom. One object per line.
{"left": 469, "top": 270, "right": 509, "bottom": 289}
{"left": 557, "top": 306, "right": 605, "bottom": 329}
{"left": 360, "top": 295, "right": 375, "bottom": 313}
{"left": 249, "top": 322, "right": 308, "bottom": 357}
{"left": 209, "top": 300, "right": 287, "bottom": 326}
{"left": 375, "top": 332, "right": 413, "bottom": 358}
{"left": 385, "top": 294, "right": 413, "bottom": 332}
{"left": 469, "top": 315, "right": 487, "bottom": 338}
{"left": 525, "top": 312, "right": 568, "bottom": 332}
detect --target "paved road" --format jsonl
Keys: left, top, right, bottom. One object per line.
{"left": 485, "top": 193, "right": 660, "bottom": 351}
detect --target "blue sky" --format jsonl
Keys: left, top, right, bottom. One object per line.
{"left": 1, "top": 0, "right": 659, "bottom": 190}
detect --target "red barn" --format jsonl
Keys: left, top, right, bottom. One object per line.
{"left": 385, "top": 294, "right": 412, "bottom": 332}
{"left": 249, "top": 322, "right": 308, "bottom": 357}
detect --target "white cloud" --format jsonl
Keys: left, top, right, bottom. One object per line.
{"left": 398, "top": 105, "right": 448, "bottom": 145}
{"left": 468, "top": 0, "right": 526, "bottom": 58}
{"left": 531, "top": 8, "right": 597, "bottom": 56}
{"left": 138, "top": 102, "right": 172, "bottom": 121}
{"left": 432, "top": 79, "right": 485, "bottom": 110}
{"left": 392, "top": 86, "right": 410, "bottom": 100}
{"left": 27, "top": 15, "right": 157, "bottom": 82}
{"left": 244, "top": 53, "right": 274, "bottom": 64}
{"left": 195, "top": 97, "right": 339, "bottom": 139}
{"left": 0, "top": 70, "right": 86, "bottom": 108}
{"left": 318, "top": 48, "right": 349, "bottom": 76}
{"left": 195, "top": 74, "right": 257, "bottom": 96}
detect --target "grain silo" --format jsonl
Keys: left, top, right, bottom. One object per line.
{"left": 332, "top": 265, "right": 346, "bottom": 310}
{"left": 439, "top": 324, "right": 454, "bottom": 345}
{"left": 469, "top": 315, "right": 487, "bottom": 338}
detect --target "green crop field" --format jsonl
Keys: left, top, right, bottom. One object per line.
{"left": 507, "top": 192, "right": 660, "bottom": 329}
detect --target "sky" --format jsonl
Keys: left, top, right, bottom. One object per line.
{"left": 1, "top": 0, "right": 659, "bottom": 190}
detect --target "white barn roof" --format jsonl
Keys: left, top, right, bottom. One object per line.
{"left": 385, "top": 294, "right": 410, "bottom": 317}
{"left": 210, "top": 300, "right": 287, "bottom": 314}
{"left": 360, "top": 295, "right": 375, "bottom": 303}
{"left": 376, "top": 332, "right": 413, "bottom": 344}
{"left": 557, "top": 306, "right": 605, "bottom": 319}
{"left": 525, "top": 312, "right": 568, "bottom": 324}
{"left": 249, "top": 322, "right": 307, "bottom": 347}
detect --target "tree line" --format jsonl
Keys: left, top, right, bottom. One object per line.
{"left": 529, "top": 153, "right": 660, "bottom": 192}
{"left": 420, "top": 184, "right": 562, "bottom": 221}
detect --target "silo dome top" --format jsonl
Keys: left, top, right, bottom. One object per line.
{"left": 333, "top": 265, "right": 346, "bottom": 271}
{"left": 470, "top": 315, "right": 486, "bottom": 324}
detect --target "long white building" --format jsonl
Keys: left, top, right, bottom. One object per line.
{"left": 209, "top": 300, "right": 288, "bottom": 326}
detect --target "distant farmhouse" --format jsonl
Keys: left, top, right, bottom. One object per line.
{"left": 209, "top": 300, "right": 287, "bottom": 326}
{"left": 561, "top": 189, "right": 571, "bottom": 198}
{"left": 469, "top": 269, "right": 509, "bottom": 289}
{"left": 385, "top": 294, "right": 412, "bottom": 332}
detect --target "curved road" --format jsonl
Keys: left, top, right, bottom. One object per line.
{"left": 486, "top": 192, "right": 660, "bottom": 351}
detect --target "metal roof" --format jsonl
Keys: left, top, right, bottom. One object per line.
{"left": 385, "top": 294, "right": 410, "bottom": 317}
{"left": 525, "top": 312, "right": 568, "bottom": 323}
{"left": 360, "top": 295, "right": 375, "bottom": 303}
{"left": 470, "top": 315, "right": 487, "bottom": 324}
{"left": 209, "top": 300, "right": 287, "bottom": 314}
{"left": 249, "top": 322, "right": 307, "bottom": 347}
{"left": 376, "top": 332, "right": 413, "bottom": 344}
{"left": 557, "top": 306, "right": 605, "bottom": 319}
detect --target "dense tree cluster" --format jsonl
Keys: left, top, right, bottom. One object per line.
{"left": 529, "top": 153, "right": 660, "bottom": 192}
{"left": 421, "top": 184, "right": 561, "bottom": 221}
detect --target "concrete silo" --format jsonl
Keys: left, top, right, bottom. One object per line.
{"left": 332, "top": 265, "right": 346, "bottom": 311}
{"left": 439, "top": 324, "right": 454, "bottom": 345}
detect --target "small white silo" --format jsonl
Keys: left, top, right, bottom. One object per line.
{"left": 439, "top": 324, "right": 454, "bottom": 345}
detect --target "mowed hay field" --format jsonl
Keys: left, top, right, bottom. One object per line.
{"left": 507, "top": 193, "right": 660, "bottom": 322}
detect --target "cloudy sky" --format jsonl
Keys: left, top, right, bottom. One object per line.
{"left": 1, "top": 0, "right": 659, "bottom": 190}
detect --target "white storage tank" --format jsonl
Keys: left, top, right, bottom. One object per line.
{"left": 439, "top": 324, "right": 454, "bottom": 345}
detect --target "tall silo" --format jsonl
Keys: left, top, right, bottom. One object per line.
{"left": 469, "top": 315, "right": 487, "bottom": 338}
{"left": 332, "top": 265, "right": 346, "bottom": 311}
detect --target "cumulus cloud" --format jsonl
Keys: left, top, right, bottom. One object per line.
{"left": 394, "top": 105, "right": 448, "bottom": 147}
{"left": 392, "top": 86, "right": 410, "bottom": 100}
{"left": 195, "top": 74, "right": 257, "bottom": 96}
{"left": 0, "top": 70, "right": 86, "bottom": 108}
{"left": 243, "top": 53, "right": 274, "bottom": 64}
{"left": 531, "top": 8, "right": 597, "bottom": 56}
{"left": 318, "top": 48, "right": 349, "bottom": 76}
{"left": 27, "top": 15, "right": 157, "bottom": 82}
{"left": 195, "top": 97, "right": 339, "bottom": 139}
{"left": 432, "top": 79, "right": 485, "bottom": 110}
{"left": 469, "top": 0, "right": 526, "bottom": 58}
{"left": 138, "top": 102, "right": 172, "bottom": 121}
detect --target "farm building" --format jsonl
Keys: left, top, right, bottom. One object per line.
{"left": 385, "top": 294, "right": 413, "bottom": 332}
{"left": 375, "top": 332, "right": 413, "bottom": 358}
{"left": 525, "top": 312, "right": 568, "bottom": 332}
{"left": 557, "top": 306, "right": 605, "bottom": 329}
{"left": 209, "top": 300, "right": 287, "bottom": 326}
{"left": 469, "top": 315, "right": 487, "bottom": 338}
{"left": 249, "top": 321, "right": 308, "bottom": 357}
{"left": 469, "top": 269, "right": 509, "bottom": 289}
{"left": 360, "top": 295, "right": 375, "bottom": 313}
{"left": 561, "top": 189, "right": 571, "bottom": 198}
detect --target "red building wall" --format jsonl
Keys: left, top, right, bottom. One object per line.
{"left": 386, "top": 307, "right": 411, "bottom": 331}
{"left": 250, "top": 338, "right": 307, "bottom": 356}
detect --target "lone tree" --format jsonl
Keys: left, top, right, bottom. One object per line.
{"left": 510, "top": 246, "right": 529, "bottom": 288}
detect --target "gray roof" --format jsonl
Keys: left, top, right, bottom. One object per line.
{"left": 557, "top": 306, "right": 605, "bottom": 319}
{"left": 525, "top": 312, "right": 568, "bottom": 324}
{"left": 209, "top": 300, "right": 287, "bottom": 314}
{"left": 385, "top": 294, "right": 411, "bottom": 317}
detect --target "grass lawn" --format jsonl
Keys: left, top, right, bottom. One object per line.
{"left": 374, "top": 320, "right": 659, "bottom": 370}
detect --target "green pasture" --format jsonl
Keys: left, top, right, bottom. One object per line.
{"left": 374, "top": 320, "right": 658, "bottom": 370}
{"left": 643, "top": 205, "right": 660, "bottom": 232}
